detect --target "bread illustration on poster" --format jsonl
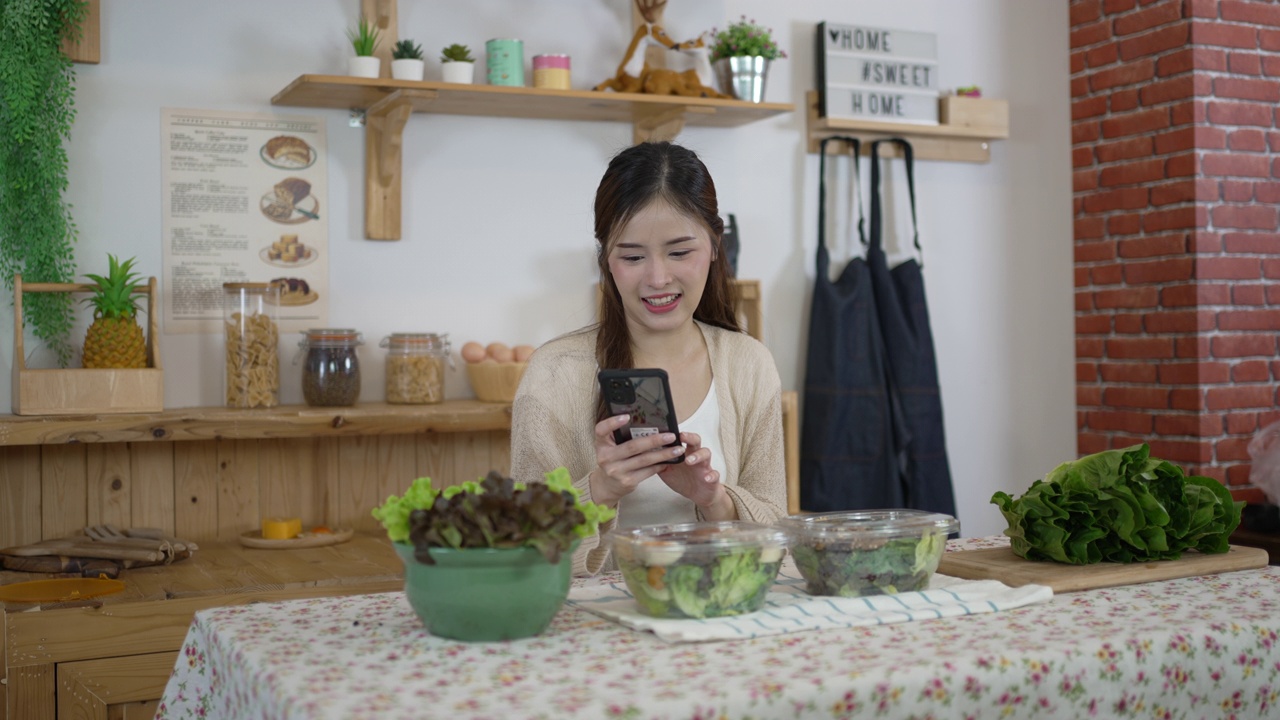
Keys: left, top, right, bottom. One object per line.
{"left": 261, "top": 234, "right": 318, "bottom": 268}
{"left": 265, "top": 277, "right": 319, "bottom": 306}
{"left": 261, "top": 177, "right": 319, "bottom": 224}
{"left": 260, "top": 135, "right": 316, "bottom": 170}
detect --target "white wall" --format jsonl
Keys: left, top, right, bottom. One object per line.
{"left": 2, "top": 0, "right": 1075, "bottom": 538}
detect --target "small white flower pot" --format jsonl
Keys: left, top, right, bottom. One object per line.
{"left": 441, "top": 61, "right": 475, "bottom": 84}
{"left": 391, "top": 58, "right": 425, "bottom": 81}
{"left": 348, "top": 56, "right": 381, "bottom": 79}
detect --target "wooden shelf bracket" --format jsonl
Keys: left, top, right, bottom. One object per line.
{"left": 633, "top": 105, "right": 716, "bottom": 144}
{"left": 364, "top": 89, "right": 435, "bottom": 240}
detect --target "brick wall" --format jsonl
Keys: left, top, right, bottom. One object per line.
{"left": 1071, "top": 0, "right": 1280, "bottom": 502}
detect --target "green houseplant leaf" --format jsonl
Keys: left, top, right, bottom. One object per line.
{"left": 1, "top": 0, "right": 90, "bottom": 366}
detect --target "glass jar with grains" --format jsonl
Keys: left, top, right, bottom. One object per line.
{"left": 298, "top": 328, "right": 363, "bottom": 407}
{"left": 223, "top": 282, "right": 280, "bottom": 408}
{"left": 381, "top": 333, "right": 453, "bottom": 404}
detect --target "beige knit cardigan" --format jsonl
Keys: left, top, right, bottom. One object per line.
{"left": 510, "top": 321, "right": 787, "bottom": 576}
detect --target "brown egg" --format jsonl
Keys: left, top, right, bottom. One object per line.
{"left": 487, "top": 342, "right": 514, "bottom": 363}
{"left": 460, "top": 342, "right": 487, "bottom": 364}
{"left": 512, "top": 344, "right": 535, "bottom": 362}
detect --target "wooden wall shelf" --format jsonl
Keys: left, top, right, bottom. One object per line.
{"left": 805, "top": 90, "right": 1009, "bottom": 163}
{"left": 270, "top": 75, "right": 793, "bottom": 240}
{"left": 0, "top": 400, "right": 511, "bottom": 447}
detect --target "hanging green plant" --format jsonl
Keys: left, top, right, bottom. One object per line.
{"left": 0, "top": 0, "right": 89, "bottom": 366}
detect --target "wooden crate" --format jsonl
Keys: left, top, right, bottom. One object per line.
{"left": 939, "top": 96, "right": 1009, "bottom": 135}
{"left": 12, "top": 274, "right": 163, "bottom": 415}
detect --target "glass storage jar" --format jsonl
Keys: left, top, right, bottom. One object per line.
{"left": 223, "top": 282, "right": 281, "bottom": 408}
{"left": 298, "top": 328, "right": 363, "bottom": 407}
{"left": 381, "top": 332, "right": 453, "bottom": 405}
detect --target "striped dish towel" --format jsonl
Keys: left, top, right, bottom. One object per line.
{"left": 565, "top": 562, "right": 1052, "bottom": 643}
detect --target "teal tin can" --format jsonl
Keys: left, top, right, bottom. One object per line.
{"left": 486, "top": 38, "right": 524, "bottom": 86}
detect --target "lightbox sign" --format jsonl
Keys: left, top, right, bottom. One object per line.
{"left": 816, "top": 22, "right": 940, "bottom": 125}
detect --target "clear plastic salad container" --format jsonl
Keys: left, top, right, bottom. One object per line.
{"left": 610, "top": 522, "right": 787, "bottom": 619}
{"left": 777, "top": 510, "right": 959, "bottom": 598}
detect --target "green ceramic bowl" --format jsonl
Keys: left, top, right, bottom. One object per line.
{"left": 392, "top": 540, "right": 577, "bottom": 641}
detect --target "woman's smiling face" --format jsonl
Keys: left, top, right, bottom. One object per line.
{"left": 606, "top": 199, "right": 715, "bottom": 337}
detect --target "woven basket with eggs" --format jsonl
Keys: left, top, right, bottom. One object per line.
{"left": 462, "top": 341, "right": 534, "bottom": 402}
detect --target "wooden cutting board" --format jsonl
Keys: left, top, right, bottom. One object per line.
{"left": 937, "top": 544, "right": 1269, "bottom": 593}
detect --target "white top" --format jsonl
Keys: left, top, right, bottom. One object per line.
{"left": 616, "top": 379, "right": 726, "bottom": 529}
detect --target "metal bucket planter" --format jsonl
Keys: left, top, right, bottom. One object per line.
{"left": 714, "top": 56, "right": 771, "bottom": 103}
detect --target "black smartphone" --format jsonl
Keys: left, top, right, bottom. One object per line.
{"left": 597, "top": 368, "right": 683, "bottom": 464}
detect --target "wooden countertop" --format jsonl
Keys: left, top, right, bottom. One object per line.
{"left": 2, "top": 534, "right": 406, "bottom": 668}
{"left": 0, "top": 533, "right": 402, "bottom": 609}
{"left": 0, "top": 400, "right": 512, "bottom": 446}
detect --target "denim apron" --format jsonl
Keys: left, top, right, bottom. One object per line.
{"left": 867, "top": 139, "right": 957, "bottom": 516}
{"left": 800, "top": 136, "right": 906, "bottom": 512}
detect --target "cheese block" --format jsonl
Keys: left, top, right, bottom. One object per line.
{"left": 262, "top": 517, "right": 303, "bottom": 540}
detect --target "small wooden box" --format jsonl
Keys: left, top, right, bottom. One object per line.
{"left": 939, "top": 96, "right": 1009, "bottom": 135}
{"left": 12, "top": 273, "right": 164, "bottom": 415}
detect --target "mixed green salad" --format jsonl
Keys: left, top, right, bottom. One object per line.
{"left": 790, "top": 531, "right": 946, "bottom": 597}
{"left": 992, "top": 443, "right": 1244, "bottom": 564}
{"left": 614, "top": 528, "right": 785, "bottom": 619}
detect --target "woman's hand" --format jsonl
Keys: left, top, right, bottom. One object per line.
{"left": 590, "top": 414, "right": 686, "bottom": 508}
{"left": 658, "top": 431, "right": 736, "bottom": 520}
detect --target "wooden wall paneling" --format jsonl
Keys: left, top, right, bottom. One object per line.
{"left": 39, "top": 445, "right": 87, "bottom": 539}
{"left": 489, "top": 430, "right": 512, "bottom": 477}
{"left": 260, "top": 438, "right": 303, "bottom": 524}
{"left": 452, "top": 431, "right": 495, "bottom": 486}
{"left": 216, "top": 440, "right": 260, "bottom": 542}
{"left": 173, "top": 441, "right": 219, "bottom": 542}
{"left": 415, "top": 432, "right": 456, "bottom": 491}
{"left": 0, "top": 446, "right": 42, "bottom": 546}
{"left": 1, "top": 607, "right": 7, "bottom": 720}
{"left": 314, "top": 437, "right": 341, "bottom": 526}
{"left": 8, "top": 662, "right": 55, "bottom": 720}
{"left": 336, "top": 436, "right": 416, "bottom": 532}
{"left": 129, "top": 443, "right": 175, "bottom": 535}
{"left": 56, "top": 651, "right": 177, "bottom": 720}
{"left": 124, "top": 699, "right": 161, "bottom": 720}
{"left": 86, "top": 443, "right": 132, "bottom": 530}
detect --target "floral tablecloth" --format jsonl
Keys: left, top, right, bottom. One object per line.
{"left": 156, "top": 537, "right": 1280, "bottom": 720}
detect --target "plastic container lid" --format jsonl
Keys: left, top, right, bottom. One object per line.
{"left": 0, "top": 577, "right": 125, "bottom": 603}
{"left": 609, "top": 521, "right": 787, "bottom": 561}
{"left": 777, "top": 509, "right": 959, "bottom": 542}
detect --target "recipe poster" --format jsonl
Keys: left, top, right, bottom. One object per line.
{"left": 161, "top": 107, "right": 329, "bottom": 334}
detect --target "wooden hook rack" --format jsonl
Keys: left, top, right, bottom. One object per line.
{"left": 805, "top": 90, "right": 1009, "bottom": 163}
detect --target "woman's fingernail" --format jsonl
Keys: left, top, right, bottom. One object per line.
{"left": 661, "top": 433, "right": 676, "bottom": 443}
{"left": 616, "top": 414, "right": 631, "bottom": 423}
{"left": 704, "top": 474, "right": 714, "bottom": 483}
{"left": 672, "top": 447, "right": 684, "bottom": 456}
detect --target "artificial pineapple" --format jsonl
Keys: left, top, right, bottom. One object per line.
{"left": 81, "top": 255, "right": 148, "bottom": 369}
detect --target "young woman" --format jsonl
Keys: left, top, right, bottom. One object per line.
{"left": 510, "top": 142, "right": 786, "bottom": 576}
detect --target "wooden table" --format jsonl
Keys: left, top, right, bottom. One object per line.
{"left": 1, "top": 534, "right": 402, "bottom": 720}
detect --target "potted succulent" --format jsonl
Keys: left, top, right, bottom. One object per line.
{"left": 440, "top": 43, "right": 476, "bottom": 84}
{"left": 390, "top": 39, "right": 425, "bottom": 81}
{"left": 346, "top": 17, "right": 381, "bottom": 78}
{"left": 706, "top": 16, "right": 788, "bottom": 102}
{"left": 372, "top": 468, "right": 615, "bottom": 641}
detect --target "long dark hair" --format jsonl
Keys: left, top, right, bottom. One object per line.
{"left": 594, "top": 142, "right": 740, "bottom": 416}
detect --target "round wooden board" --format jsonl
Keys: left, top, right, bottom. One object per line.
{"left": 239, "top": 527, "right": 354, "bottom": 550}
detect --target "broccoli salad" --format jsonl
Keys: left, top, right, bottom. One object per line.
{"left": 791, "top": 531, "right": 946, "bottom": 597}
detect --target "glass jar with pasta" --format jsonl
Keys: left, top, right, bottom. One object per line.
{"left": 223, "top": 282, "right": 281, "bottom": 408}
{"left": 380, "top": 332, "right": 452, "bottom": 404}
